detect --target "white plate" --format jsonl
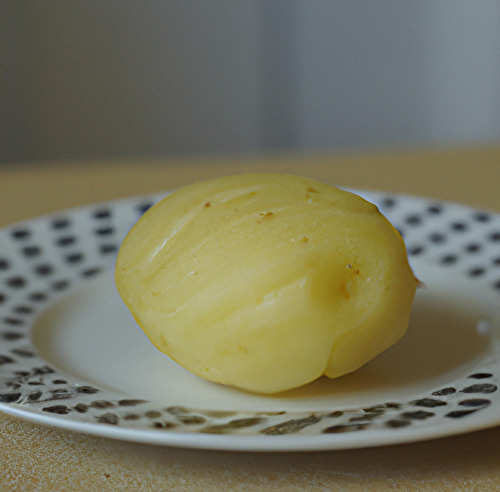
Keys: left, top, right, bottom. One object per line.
{"left": 1, "top": 190, "right": 500, "bottom": 451}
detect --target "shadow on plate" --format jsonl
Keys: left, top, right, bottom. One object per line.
{"left": 277, "top": 292, "right": 492, "bottom": 400}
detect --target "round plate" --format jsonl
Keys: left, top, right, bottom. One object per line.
{"left": 1, "top": 190, "right": 499, "bottom": 451}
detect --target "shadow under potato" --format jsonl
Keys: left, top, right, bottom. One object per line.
{"left": 279, "top": 291, "right": 492, "bottom": 399}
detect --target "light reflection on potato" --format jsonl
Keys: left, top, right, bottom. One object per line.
{"left": 115, "top": 173, "right": 418, "bottom": 394}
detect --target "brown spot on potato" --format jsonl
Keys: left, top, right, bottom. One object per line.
{"left": 340, "top": 283, "right": 351, "bottom": 300}
{"left": 257, "top": 211, "right": 274, "bottom": 224}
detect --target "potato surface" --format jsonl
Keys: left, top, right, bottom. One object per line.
{"left": 115, "top": 173, "right": 417, "bottom": 394}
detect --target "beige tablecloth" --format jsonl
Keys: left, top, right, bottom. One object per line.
{"left": 2, "top": 146, "right": 500, "bottom": 491}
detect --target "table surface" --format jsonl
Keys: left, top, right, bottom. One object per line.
{"left": 2, "top": 145, "right": 500, "bottom": 491}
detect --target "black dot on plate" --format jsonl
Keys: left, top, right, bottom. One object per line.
{"left": 0, "top": 392, "right": 21, "bottom": 403}
{"left": 93, "top": 209, "right": 112, "bottom": 219}
{"left": 52, "top": 379, "right": 67, "bottom": 384}
{"left": 451, "top": 222, "right": 468, "bottom": 232}
{"left": 137, "top": 203, "right": 155, "bottom": 215}
{"left": 65, "top": 253, "right": 84, "bottom": 264}
{"left": 99, "top": 244, "right": 118, "bottom": 254}
{"left": 328, "top": 411, "right": 345, "bottom": 418}
{"left": 28, "top": 292, "right": 47, "bottom": 302}
{"left": 468, "top": 267, "right": 486, "bottom": 278}
{"left": 468, "top": 373, "right": 493, "bottom": 379}
{"left": 76, "top": 386, "right": 99, "bottom": 394}
{"left": 15, "top": 370, "right": 31, "bottom": 377}
{"left": 74, "top": 403, "right": 89, "bottom": 413}
{"left": 21, "top": 246, "right": 42, "bottom": 258}
{"left": 28, "top": 391, "right": 42, "bottom": 402}
{"left": 427, "top": 204, "right": 443, "bottom": 215}
{"left": 153, "top": 422, "right": 176, "bottom": 429}
{"left": 34, "top": 264, "right": 54, "bottom": 276}
{"left": 177, "top": 415, "right": 208, "bottom": 425}
{"left": 11, "top": 349, "right": 35, "bottom": 357}
{"left": 43, "top": 405, "right": 71, "bottom": 415}
{"left": 0, "top": 355, "right": 15, "bottom": 365}
{"left": 323, "top": 424, "right": 368, "bottom": 434}
{"left": 363, "top": 405, "right": 387, "bottom": 413}
{"left": 2, "top": 317, "right": 24, "bottom": 326}
{"left": 81, "top": 267, "right": 101, "bottom": 278}
{"left": 385, "top": 419, "right": 411, "bottom": 428}
{"left": 145, "top": 410, "right": 162, "bottom": 419}
{"left": 473, "top": 212, "right": 491, "bottom": 223}
{"left": 33, "top": 365, "right": 55, "bottom": 375}
{"left": 400, "top": 410, "right": 434, "bottom": 420}
{"left": 95, "top": 227, "right": 114, "bottom": 236}
{"left": 408, "top": 245, "right": 424, "bottom": 256}
{"left": 13, "top": 305, "right": 32, "bottom": 314}
{"left": 410, "top": 398, "right": 446, "bottom": 408}
{"left": 2, "top": 332, "right": 24, "bottom": 341}
{"left": 52, "top": 280, "right": 70, "bottom": 291}
{"left": 90, "top": 401, "right": 114, "bottom": 409}
{"left": 0, "top": 293, "right": 6, "bottom": 305}
{"left": 493, "top": 257, "right": 500, "bottom": 266}
{"left": 51, "top": 218, "right": 71, "bottom": 229}
{"left": 446, "top": 410, "right": 477, "bottom": 419}
{"left": 465, "top": 243, "right": 482, "bottom": 253}
{"left": 6, "top": 276, "right": 27, "bottom": 289}
{"left": 441, "top": 254, "right": 458, "bottom": 265}
{"left": 405, "top": 215, "right": 422, "bottom": 226}
{"left": 462, "top": 383, "right": 497, "bottom": 394}
{"left": 429, "top": 233, "right": 446, "bottom": 244}
{"left": 56, "top": 236, "right": 76, "bottom": 247}
{"left": 96, "top": 413, "right": 119, "bottom": 425}
{"left": 11, "top": 229, "right": 31, "bottom": 240}
{"left": 118, "top": 399, "right": 148, "bottom": 406}
{"left": 488, "top": 232, "right": 500, "bottom": 242}
{"left": 384, "top": 402, "right": 401, "bottom": 409}
{"left": 459, "top": 399, "right": 491, "bottom": 407}
{"left": 494, "top": 279, "right": 500, "bottom": 291}
{"left": 381, "top": 197, "right": 396, "bottom": 208}
{"left": 0, "top": 258, "right": 10, "bottom": 270}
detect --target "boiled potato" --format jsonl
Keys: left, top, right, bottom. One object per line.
{"left": 115, "top": 173, "right": 417, "bottom": 394}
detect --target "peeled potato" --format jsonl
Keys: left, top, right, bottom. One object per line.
{"left": 115, "top": 173, "right": 418, "bottom": 394}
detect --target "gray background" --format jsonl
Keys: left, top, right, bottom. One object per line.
{"left": 1, "top": 1, "right": 499, "bottom": 164}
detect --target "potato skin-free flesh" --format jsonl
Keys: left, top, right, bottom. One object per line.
{"left": 115, "top": 173, "right": 418, "bottom": 394}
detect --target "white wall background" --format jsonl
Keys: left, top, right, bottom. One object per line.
{"left": 1, "top": 1, "right": 500, "bottom": 164}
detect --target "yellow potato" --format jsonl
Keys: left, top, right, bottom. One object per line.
{"left": 115, "top": 173, "right": 418, "bottom": 394}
